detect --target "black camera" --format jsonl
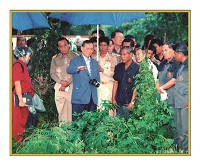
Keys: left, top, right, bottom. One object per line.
{"left": 89, "top": 79, "right": 100, "bottom": 88}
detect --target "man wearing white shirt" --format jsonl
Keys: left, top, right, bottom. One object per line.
{"left": 98, "top": 36, "right": 117, "bottom": 116}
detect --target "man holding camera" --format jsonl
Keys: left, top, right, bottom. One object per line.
{"left": 67, "top": 40, "right": 100, "bottom": 121}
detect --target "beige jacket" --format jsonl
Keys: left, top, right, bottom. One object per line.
{"left": 50, "top": 52, "right": 77, "bottom": 83}
{"left": 99, "top": 53, "right": 117, "bottom": 84}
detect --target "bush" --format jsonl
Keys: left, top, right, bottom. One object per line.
{"left": 15, "top": 58, "right": 178, "bottom": 154}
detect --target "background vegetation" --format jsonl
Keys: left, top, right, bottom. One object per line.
{"left": 12, "top": 11, "right": 189, "bottom": 154}
{"left": 13, "top": 12, "right": 188, "bottom": 44}
{"left": 13, "top": 57, "right": 182, "bottom": 154}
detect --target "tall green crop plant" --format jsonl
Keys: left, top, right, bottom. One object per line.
{"left": 131, "top": 57, "right": 175, "bottom": 153}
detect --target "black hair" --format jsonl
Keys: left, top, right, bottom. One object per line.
{"left": 91, "top": 29, "right": 105, "bottom": 37}
{"left": 122, "top": 38, "right": 135, "bottom": 47}
{"left": 82, "top": 40, "right": 93, "bottom": 47}
{"left": 151, "top": 38, "right": 163, "bottom": 47}
{"left": 173, "top": 42, "right": 188, "bottom": 56}
{"left": 125, "top": 35, "right": 135, "bottom": 39}
{"left": 99, "top": 36, "right": 110, "bottom": 45}
{"left": 135, "top": 43, "right": 140, "bottom": 49}
{"left": 148, "top": 44, "right": 156, "bottom": 54}
{"left": 89, "top": 37, "right": 97, "bottom": 43}
{"left": 143, "top": 34, "right": 157, "bottom": 49}
{"left": 111, "top": 30, "right": 123, "bottom": 39}
{"left": 57, "top": 37, "right": 69, "bottom": 46}
{"left": 27, "top": 37, "right": 35, "bottom": 47}
{"left": 163, "top": 41, "right": 175, "bottom": 49}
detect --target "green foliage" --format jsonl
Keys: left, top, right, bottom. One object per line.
{"left": 38, "top": 88, "right": 58, "bottom": 123}
{"left": 28, "top": 18, "right": 75, "bottom": 123}
{"left": 16, "top": 123, "right": 84, "bottom": 154}
{"left": 110, "top": 12, "right": 188, "bottom": 46}
{"left": 13, "top": 12, "right": 188, "bottom": 155}
{"left": 29, "top": 18, "right": 63, "bottom": 79}
{"left": 12, "top": 136, "right": 19, "bottom": 154}
{"left": 131, "top": 57, "right": 175, "bottom": 152}
{"left": 15, "top": 58, "right": 178, "bottom": 154}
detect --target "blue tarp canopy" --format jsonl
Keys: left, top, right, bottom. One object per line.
{"left": 49, "top": 12, "right": 146, "bottom": 26}
{"left": 12, "top": 12, "right": 50, "bottom": 31}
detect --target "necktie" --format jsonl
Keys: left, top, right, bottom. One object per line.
{"left": 86, "top": 58, "right": 91, "bottom": 75}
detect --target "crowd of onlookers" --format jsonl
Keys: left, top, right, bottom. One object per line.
{"left": 12, "top": 29, "right": 189, "bottom": 152}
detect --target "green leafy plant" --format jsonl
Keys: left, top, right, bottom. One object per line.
{"left": 14, "top": 57, "right": 179, "bottom": 155}
{"left": 15, "top": 123, "right": 84, "bottom": 154}
{"left": 130, "top": 57, "right": 175, "bottom": 153}
{"left": 13, "top": 12, "right": 188, "bottom": 154}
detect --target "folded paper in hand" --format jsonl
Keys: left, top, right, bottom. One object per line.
{"left": 14, "top": 93, "right": 32, "bottom": 106}
{"left": 160, "top": 90, "right": 168, "bottom": 101}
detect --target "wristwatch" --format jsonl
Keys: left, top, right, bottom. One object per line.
{"left": 160, "top": 86, "right": 164, "bottom": 92}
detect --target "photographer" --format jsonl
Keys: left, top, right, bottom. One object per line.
{"left": 67, "top": 40, "right": 100, "bottom": 121}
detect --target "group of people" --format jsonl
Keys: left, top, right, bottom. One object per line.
{"left": 12, "top": 30, "right": 189, "bottom": 152}
{"left": 145, "top": 36, "right": 188, "bottom": 152}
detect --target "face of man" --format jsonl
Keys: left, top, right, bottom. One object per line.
{"left": 99, "top": 42, "right": 108, "bottom": 54}
{"left": 57, "top": 39, "right": 70, "bottom": 56}
{"left": 153, "top": 43, "right": 162, "bottom": 55}
{"left": 121, "top": 48, "right": 132, "bottom": 64}
{"left": 112, "top": 32, "right": 124, "bottom": 46}
{"left": 135, "top": 49, "right": 145, "bottom": 63}
{"left": 81, "top": 43, "right": 94, "bottom": 58}
{"left": 147, "top": 49, "right": 154, "bottom": 59}
{"left": 162, "top": 44, "right": 174, "bottom": 61}
{"left": 123, "top": 42, "right": 131, "bottom": 47}
{"left": 17, "top": 37, "right": 26, "bottom": 46}
{"left": 174, "top": 51, "right": 182, "bottom": 62}
{"left": 122, "top": 41, "right": 135, "bottom": 52}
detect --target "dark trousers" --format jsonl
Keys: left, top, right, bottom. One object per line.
{"left": 116, "top": 104, "right": 132, "bottom": 121}
{"left": 72, "top": 96, "right": 97, "bottom": 121}
{"left": 174, "top": 107, "right": 188, "bottom": 152}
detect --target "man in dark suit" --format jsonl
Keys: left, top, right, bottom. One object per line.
{"left": 67, "top": 40, "right": 100, "bottom": 121}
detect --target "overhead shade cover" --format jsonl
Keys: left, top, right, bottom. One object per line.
{"left": 49, "top": 12, "right": 146, "bottom": 26}
{"left": 12, "top": 12, "right": 50, "bottom": 31}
